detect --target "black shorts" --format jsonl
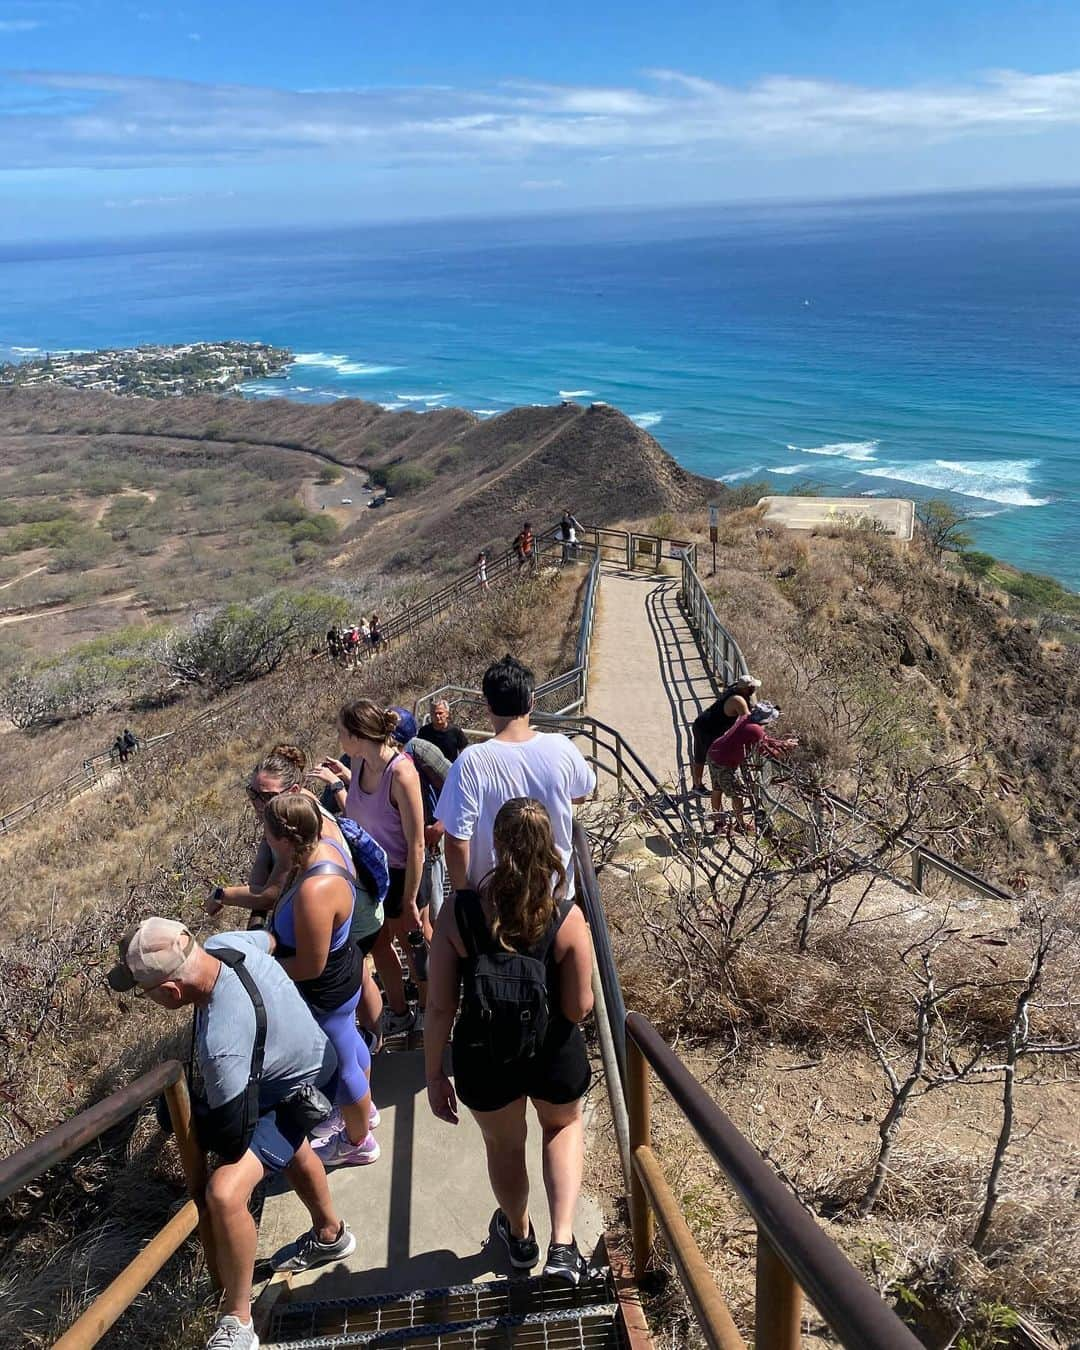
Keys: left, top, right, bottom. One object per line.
{"left": 383, "top": 865, "right": 429, "bottom": 921}
{"left": 451, "top": 1019, "right": 591, "bottom": 1114}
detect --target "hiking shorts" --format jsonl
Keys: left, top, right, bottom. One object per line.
{"left": 383, "top": 865, "right": 430, "bottom": 921}
{"left": 451, "top": 1020, "right": 591, "bottom": 1114}
{"left": 708, "top": 762, "right": 746, "bottom": 796}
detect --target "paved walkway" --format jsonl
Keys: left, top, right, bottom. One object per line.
{"left": 257, "top": 1049, "right": 604, "bottom": 1300}
{"left": 587, "top": 568, "right": 718, "bottom": 788}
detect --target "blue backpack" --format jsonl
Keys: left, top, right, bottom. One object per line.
{"left": 335, "top": 816, "right": 390, "bottom": 946}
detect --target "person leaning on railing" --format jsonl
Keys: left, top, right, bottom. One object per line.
{"left": 107, "top": 919, "right": 355, "bottom": 1350}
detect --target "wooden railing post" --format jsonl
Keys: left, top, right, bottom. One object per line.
{"left": 755, "top": 1230, "right": 802, "bottom": 1350}
{"left": 164, "top": 1076, "right": 222, "bottom": 1289}
{"left": 627, "top": 1037, "right": 655, "bottom": 1280}
{"left": 910, "top": 849, "right": 925, "bottom": 894}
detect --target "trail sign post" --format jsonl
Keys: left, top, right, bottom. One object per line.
{"left": 708, "top": 504, "right": 719, "bottom": 575}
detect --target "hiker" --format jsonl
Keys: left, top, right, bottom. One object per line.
{"left": 418, "top": 698, "right": 469, "bottom": 764}
{"left": 114, "top": 732, "right": 129, "bottom": 765}
{"left": 436, "top": 655, "right": 595, "bottom": 895}
{"left": 516, "top": 523, "right": 536, "bottom": 572}
{"left": 369, "top": 613, "right": 383, "bottom": 649}
{"left": 326, "top": 628, "right": 340, "bottom": 664}
{"left": 425, "top": 797, "right": 594, "bottom": 1284}
{"left": 206, "top": 745, "right": 386, "bottom": 1039}
{"left": 404, "top": 723, "right": 454, "bottom": 925}
{"left": 476, "top": 550, "right": 489, "bottom": 592}
{"left": 348, "top": 625, "right": 362, "bottom": 667}
{"left": 122, "top": 727, "right": 139, "bottom": 756}
{"left": 107, "top": 919, "right": 353, "bottom": 1350}
{"left": 706, "top": 704, "right": 797, "bottom": 836}
{"left": 261, "top": 795, "right": 379, "bottom": 1167}
{"left": 558, "top": 509, "right": 582, "bottom": 564}
{"left": 689, "top": 675, "right": 762, "bottom": 794}
{"left": 315, "top": 701, "right": 425, "bottom": 1039}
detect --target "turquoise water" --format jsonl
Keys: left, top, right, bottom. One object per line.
{"left": 1, "top": 190, "right": 1077, "bottom": 586}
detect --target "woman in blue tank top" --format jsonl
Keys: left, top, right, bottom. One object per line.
{"left": 263, "top": 794, "right": 380, "bottom": 1168}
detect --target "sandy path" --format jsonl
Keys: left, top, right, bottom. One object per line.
{"left": 0, "top": 590, "right": 138, "bottom": 627}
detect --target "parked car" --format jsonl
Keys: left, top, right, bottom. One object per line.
{"left": 368, "top": 494, "right": 387, "bottom": 509}
{"left": 341, "top": 497, "right": 353, "bottom": 504}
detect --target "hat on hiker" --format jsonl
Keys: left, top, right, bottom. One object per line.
{"left": 749, "top": 702, "right": 780, "bottom": 727}
{"left": 390, "top": 707, "right": 418, "bottom": 745}
{"left": 735, "top": 674, "right": 763, "bottom": 692}
{"left": 107, "top": 918, "right": 196, "bottom": 992}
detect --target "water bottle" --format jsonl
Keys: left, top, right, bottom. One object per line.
{"left": 407, "top": 929, "right": 429, "bottom": 983}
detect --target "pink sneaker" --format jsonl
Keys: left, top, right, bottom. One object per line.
{"left": 318, "top": 1130, "right": 381, "bottom": 1167}
{"left": 311, "top": 1109, "right": 343, "bottom": 1142}
{"left": 369, "top": 1104, "right": 381, "bottom": 1130}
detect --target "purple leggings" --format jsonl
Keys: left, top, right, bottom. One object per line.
{"left": 313, "top": 987, "right": 371, "bottom": 1108}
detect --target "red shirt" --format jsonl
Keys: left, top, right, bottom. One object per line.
{"left": 707, "top": 715, "right": 784, "bottom": 768}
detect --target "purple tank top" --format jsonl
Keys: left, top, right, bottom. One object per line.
{"left": 346, "top": 752, "right": 408, "bottom": 867}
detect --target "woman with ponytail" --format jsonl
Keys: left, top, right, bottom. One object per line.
{"left": 262, "top": 794, "right": 380, "bottom": 1167}
{"left": 314, "top": 699, "right": 426, "bottom": 1039}
{"left": 424, "top": 798, "right": 594, "bottom": 1285}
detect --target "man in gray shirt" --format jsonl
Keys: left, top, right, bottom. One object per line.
{"left": 108, "top": 919, "right": 355, "bottom": 1350}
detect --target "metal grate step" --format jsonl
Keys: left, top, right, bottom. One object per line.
{"left": 266, "top": 1273, "right": 622, "bottom": 1350}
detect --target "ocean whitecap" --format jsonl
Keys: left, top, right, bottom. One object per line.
{"left": 718, "top": 465, "right": 765, "bottom": 483}
{"left": 472, "top": 409, "right": 501, "bottom": 417}
{"left": 787, "top": 439, "right": 879, "bottom": 461}
{"left": 772, "top": 462, "right": 815, "bottom": 476}
{"left": 396, "top": 392, "right": 449, "bottom": 404}
{"left": 559, "top": 389, "right": 594, "bottom": 399}
{"left": 858, "top": 458, "right": 1049, "bottom": 508}
{"left": 631, "top": 412, "right": 663, "bottom": 429}
{"left": 292, "top": 352, "right": 398, "bottom": 376}
{"left": 10, "top": 345, "right": 40, "bottom": 354}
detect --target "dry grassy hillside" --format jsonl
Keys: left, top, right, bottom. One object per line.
{"left": 682, "top": 505, "right": 1079, "bottom": 882}
{"left": 0, "top": 386, "right": 712, "bottom": 578}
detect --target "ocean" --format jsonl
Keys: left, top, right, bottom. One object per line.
{"left": 2, "top": 190, "right": 1078, "bottom": 587}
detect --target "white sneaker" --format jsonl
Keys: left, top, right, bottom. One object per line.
{"left": 206, "top": 1315, "right": 259, "bottom": 1350}
{"left": 315, "top": 1130, "right": 381, "bottom": 1167}
{"left": 271, "top": 1220, "right": 357, "bottom": 1272}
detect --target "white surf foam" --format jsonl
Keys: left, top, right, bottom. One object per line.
{"left": 631, "top": 412, "right": 663, "bottom": 429}
{"left": 859, "top": 457, "right": 1050, "bottom": 508}
{"left": 772, "top": 462, "right": 814, "bottom": 476}
{"left": 292, "top": 352, "right": 398, "bottom": 376}
{"left": 395, "top": 393, "right": 449, "bottom": 405}
{"left": 379, "top": 401, "right": 406, "bottom": 411}
{"left": 559, "top": 389, "right": 593, "bottom": 399}
{"left": 473, "top": 409, "right": 500, "bottom": 417}
{"left": 718, "top": 465, "right": 764, "bottom": 483}
{"left": 10, "top": 345, "right": 40, "bottom": 354}
{"left": 787, "top": 439, "right": 879, "bottom": 462}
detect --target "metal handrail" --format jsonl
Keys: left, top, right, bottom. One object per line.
{"left": 626, "top": 1013, "right": 923, "bottom": 1350}
{"left": 0, "top": 1058, "right": 217, "bottom": 1348}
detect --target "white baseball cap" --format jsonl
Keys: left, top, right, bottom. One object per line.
{"left": 107, "top": 917, "right": 197, "bottom": 992}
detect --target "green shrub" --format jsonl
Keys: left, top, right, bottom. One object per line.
{"left": 264, "top": 501, "right": 308, "bottom": 525}
{"left": 289, "top": 515, "right": 338, "bottom": 545}
{"left": 316, "top": 465, "right": 344, "bottom": 484}
{"left": 384, "top": 464, "right": 435, "bottom": 495}
{"left": 959, "top": 550, "right": 996, "bottom": 580}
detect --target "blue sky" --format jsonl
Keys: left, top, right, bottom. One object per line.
{"left": 4, "top": 0, "right": 1080, "bottom": 240}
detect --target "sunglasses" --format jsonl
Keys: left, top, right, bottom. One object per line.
{"left": 245, "top": 785, "right": 278, "bottom": 805}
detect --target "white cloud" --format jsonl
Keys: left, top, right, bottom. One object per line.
{"left": 2, "top": 66, "right": 1080, "bottom": 171}
{"left": 0, "top": 19, "right": 43, "bottom": 31}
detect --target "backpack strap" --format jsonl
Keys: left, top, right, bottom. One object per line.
{"left": 212, "top": 947, "right": 266, "bottom": 1145}
{"left": 533, "top": 897, "right": 573, "bottom": 965}
{"left": 454, "top": 889, "right": 490, "bottom": 959}
{"left": 302, "top": 860, "right": 356, "bottom": 887}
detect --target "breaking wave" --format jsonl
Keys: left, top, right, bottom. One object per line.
{"left": 788, "top": 439, "right": 879, "bottom": 461}
{"left": 859, "top": 458, "right": 1050, "bottom": 508}
{"left": 292, "top": 352, "right": 398, "bottom": 376}
{"left": 559, "top": 389, "right": 594, "bottom": 398}
{"left": 631, "top": 412, "right": 663, "bottom": 429}
{"left": 718, "top": 465, "right": 765, "bottom": 483}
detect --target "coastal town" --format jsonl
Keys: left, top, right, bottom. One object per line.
{"left": 0, "top": 340, "right": 292, "bottom": 397}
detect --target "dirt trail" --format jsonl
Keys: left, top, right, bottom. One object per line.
{"left": 0, "top": 590, "right": 138, "bottom": 627}
{"left": 0, "top": 564, "right": 46, "bottom": 592}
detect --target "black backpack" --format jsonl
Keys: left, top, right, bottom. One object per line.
{"left": 455, "top": 889, "right": 565, "bottom": 1065}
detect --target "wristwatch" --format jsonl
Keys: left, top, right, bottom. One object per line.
{"left": 211, "top": 885, "right": 225, "bottom": 903}
{"left": 331, "top": 779, "right": 347, "bottom": 794}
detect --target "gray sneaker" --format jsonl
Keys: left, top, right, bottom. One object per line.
{"left": 270, "top": 1220, "right": 357, "bottom": 1273}
{"left": 206, "top": 1316, "right": 259, "bottom": 1350}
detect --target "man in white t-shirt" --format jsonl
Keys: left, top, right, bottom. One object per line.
{"left": 436, "top": 654, "right": 596, "bottom": 893}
